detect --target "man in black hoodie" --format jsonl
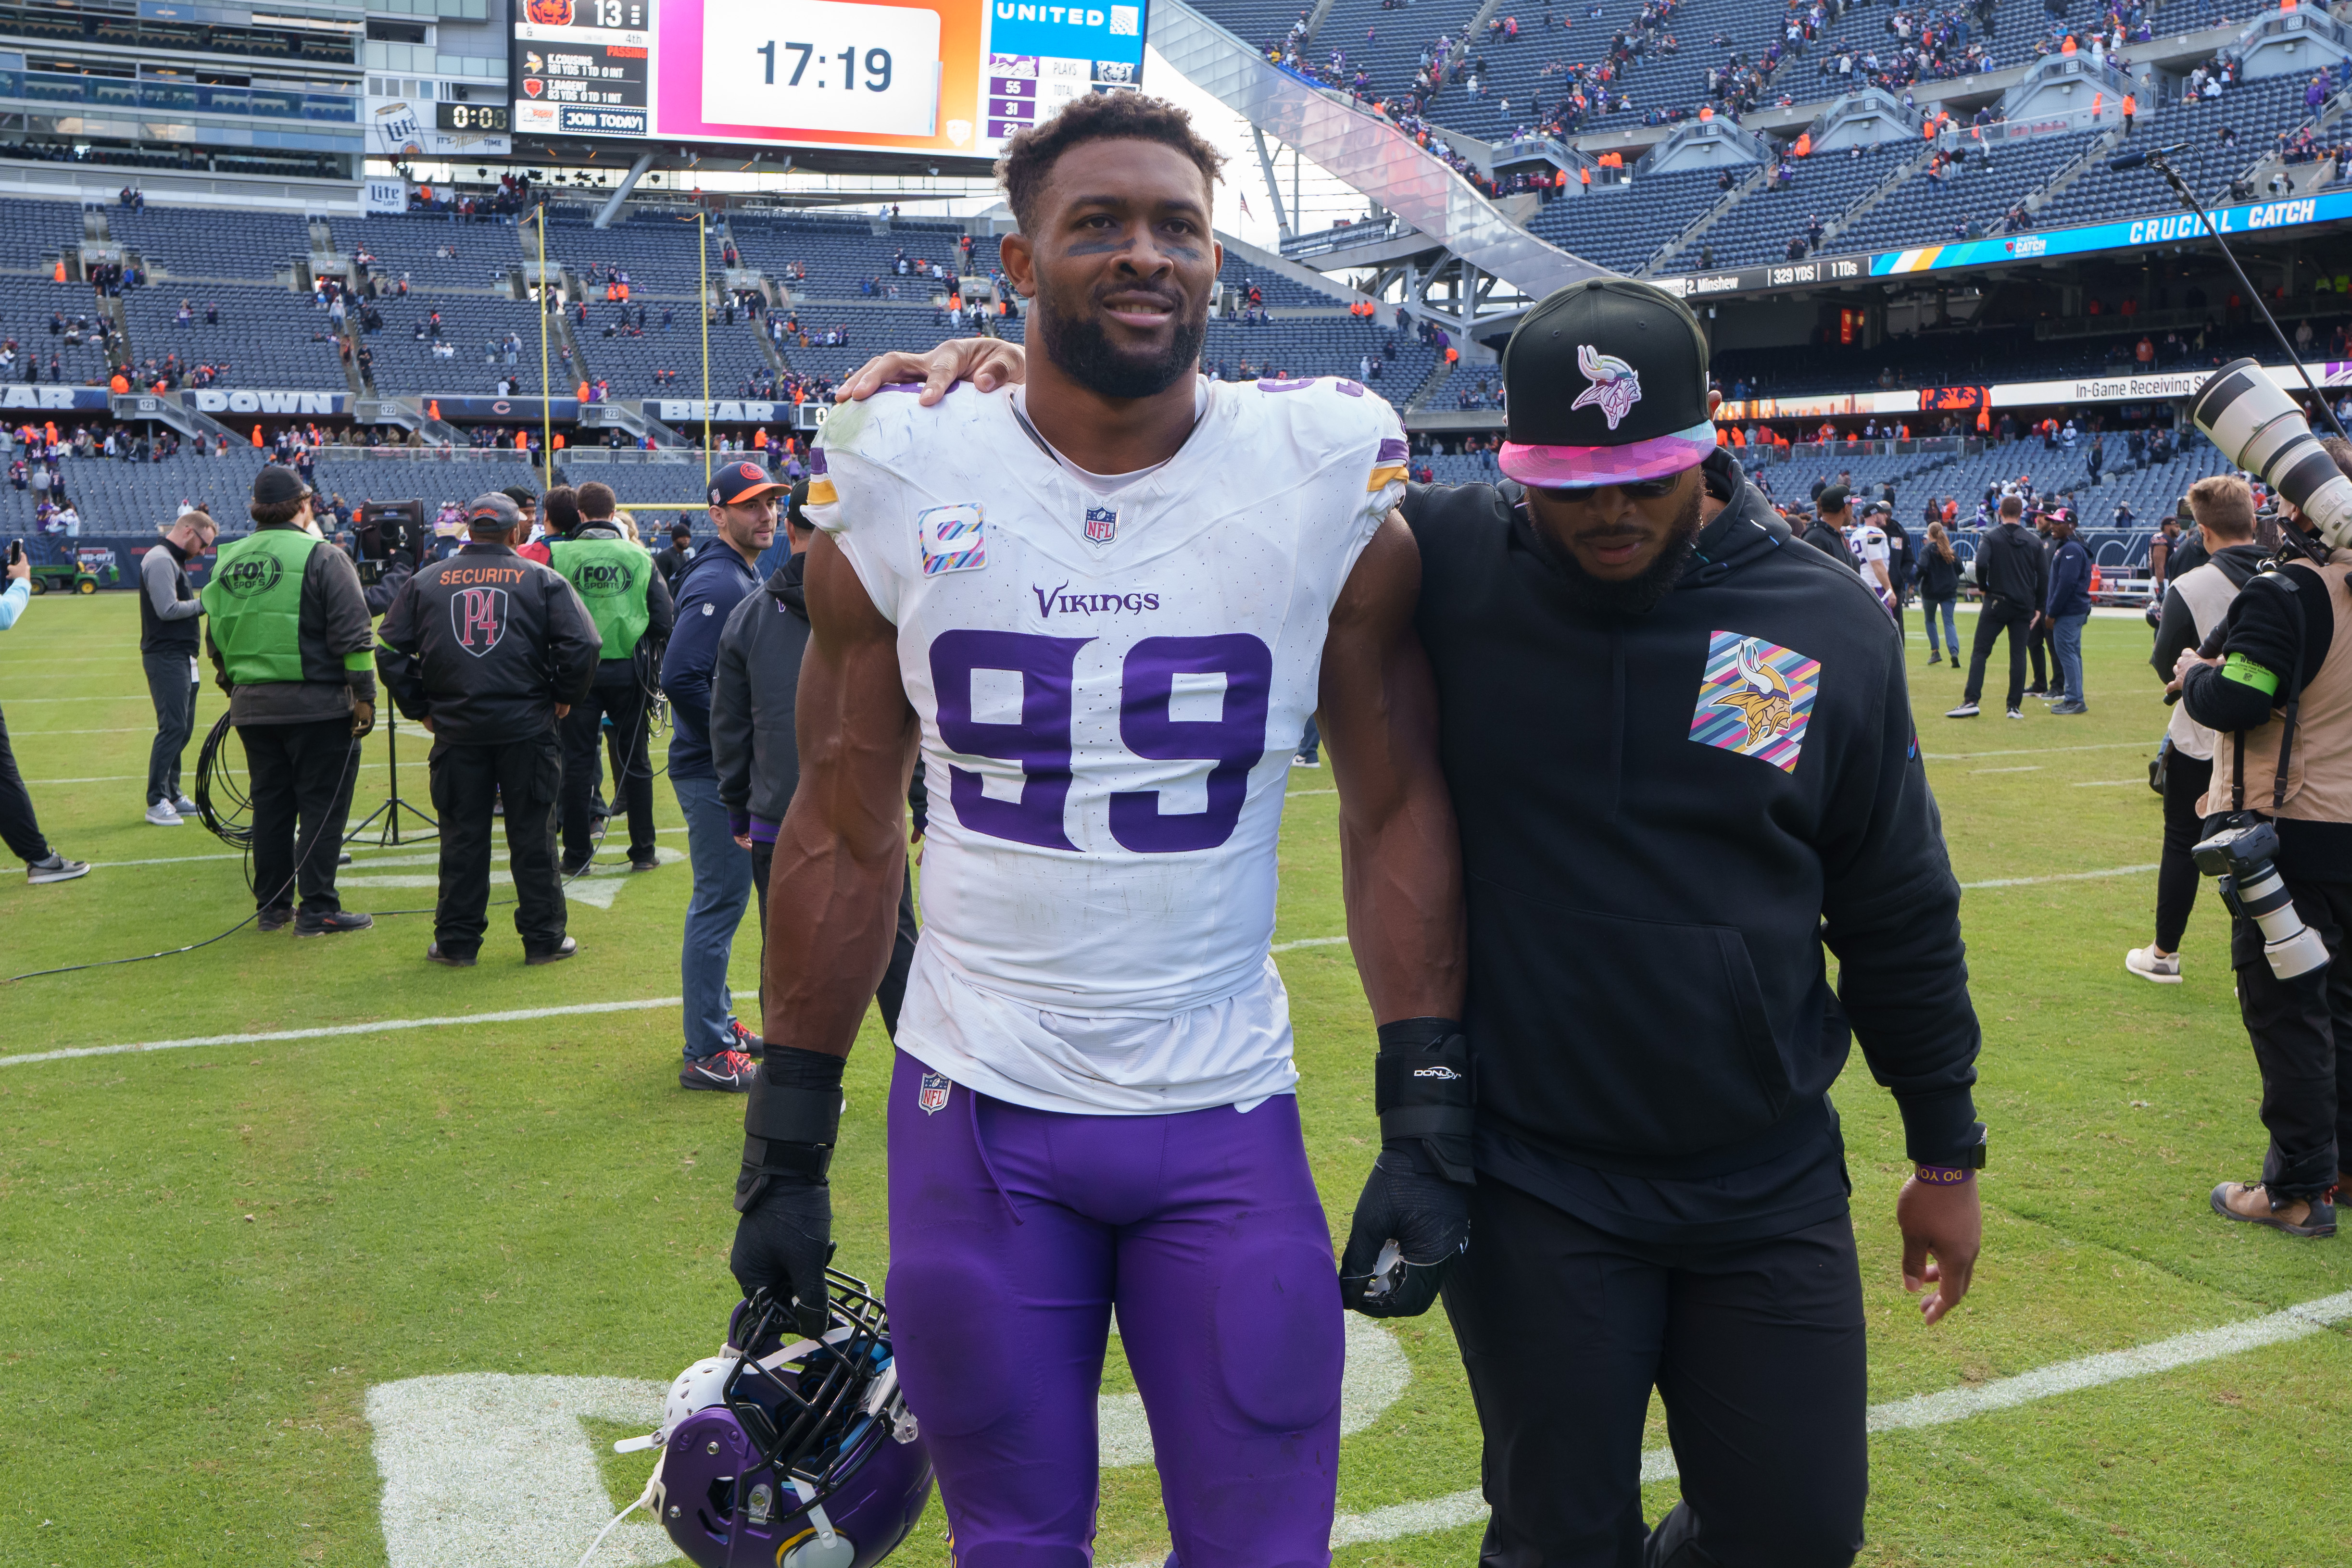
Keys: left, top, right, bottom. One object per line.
{"left": 709, "top": 480, "right": 921, "bottom": 1035}
{"left": 1948, "top": 492, "right": 2048, "bottom": 718}
{"left": 841, "top": 289, "right": 1987, "bottom": 1565}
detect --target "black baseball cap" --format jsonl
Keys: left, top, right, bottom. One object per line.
{"left": 500, "top": 484, "right": 537, "bottom": 508}
{"left": 467, "top": 492, "right": 523, "bottom": 530}
{"left": 1500, "top": 277, "right": 1714, "bottom": 489}
{"left": 786, "top": 477, "right": 812, "bottom": 529}
{"left": 252, "top": 464, "right": 310, "bottom": 505}
{"left": 1816, "top": 483, "right": 1853, "bottom": 515}
{"left": 709, "top": 459, "right": 785, "bottom": 507}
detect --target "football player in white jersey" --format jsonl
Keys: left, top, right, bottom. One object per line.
{"left": 727, "top": 94, "right": 1467, "bottom": 1564}
{"left": 1845, "top": 513, "right": 1895, "bottom": 614}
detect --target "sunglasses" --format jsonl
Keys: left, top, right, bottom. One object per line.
{"left": 1532, "top": 474, "right": 1683, "bottom": 502}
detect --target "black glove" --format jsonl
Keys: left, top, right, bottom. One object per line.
{"left": 1338, "top": 1017, "right": 1475, "bottom": 1319}
{"left": 728, "top": 1047, "right": 845, "bottom": 1339}
{"left": 731, "top": 1171, "right": 832, "bottom": 1338}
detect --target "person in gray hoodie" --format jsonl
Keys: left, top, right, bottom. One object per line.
{"left": 710, "top": 478, "right": 922, "bottom": 1035}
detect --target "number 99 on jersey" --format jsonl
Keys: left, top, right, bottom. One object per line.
{"left": 700, "top": 0, "right": 942, "bottom": 137}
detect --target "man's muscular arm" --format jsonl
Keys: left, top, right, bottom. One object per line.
{"left": 731, "top": 530, "right": 916, "bottom": 1330}
{"left": 1320, "top": 514, "right": 1464, "bottom": 1024}
{"left": 761, "top": 530, "right": 919, "bottom": 1054}
{"left": 1324, "top": 515, "right": 1472, "bottom": 1320}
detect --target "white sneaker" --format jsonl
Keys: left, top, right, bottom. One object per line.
{"left": 2125, "top": 946, "right": 2182, "bottom": 984}
{"left": 1945, "top": 702, "right": 1980, "bottom": 718}
{"left": 1291, "top": 753, "right": 1321, "bottom": 768}
{"left": 171, "top": 793, "right": 200, "bottom": 816}
{"left": 144, "top": 801, "right": 183, "bottom": 826}
{"left": 2006, "top": 708, "right": 2025, "bottom": 720}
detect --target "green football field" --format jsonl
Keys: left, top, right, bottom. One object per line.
{"left": 1, "top": 592, "right": 2347, "bottom": 1568}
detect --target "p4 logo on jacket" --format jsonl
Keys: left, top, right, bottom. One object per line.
{"left": 918, "top": 502, "right": 986, "bottom": 577}
{"left": 451, "top": 586, "right": 508, "bottom": 656}
{"left": 1690, "top": 630, "right": 1819, "bottom": 773}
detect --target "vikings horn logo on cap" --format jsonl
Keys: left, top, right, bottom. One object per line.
{"left": 1571, "top": 345, "right": 1643, "bottom": 431}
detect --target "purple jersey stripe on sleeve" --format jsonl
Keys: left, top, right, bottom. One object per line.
{"left": 809, "top": 448, "right": 828, "bottom": 475}
{"left": 1376, "top": 438, "right": 1409, "bottom": 463}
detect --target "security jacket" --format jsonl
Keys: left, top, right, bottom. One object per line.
{"left": 1401, "top": 459, "right": 1984, "bottom": 1211}
{"left": 374, "top": 541, "right": 603, "bottom": 745}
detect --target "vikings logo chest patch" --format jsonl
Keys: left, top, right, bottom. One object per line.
{"left": 1690, "top": 631, "right": 1820, "bottom": 773}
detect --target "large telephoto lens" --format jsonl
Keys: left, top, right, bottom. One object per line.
{"left": 2191, "top": 359, "right": 2352, "bottom": 551}
{"left": 2231, "top": 861, "right": 2332, "bottom": 978}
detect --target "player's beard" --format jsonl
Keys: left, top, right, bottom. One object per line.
{"left": 1552, "top": 484, "right": 1706, "bottom": 616}
{"left": 1035, "top": 280, "right": 1207, "bottom": 401}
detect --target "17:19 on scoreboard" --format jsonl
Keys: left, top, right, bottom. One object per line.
{"left": 701, "top": 0, "right": 941, "bottom": 137}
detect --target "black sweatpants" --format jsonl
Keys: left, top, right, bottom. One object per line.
{"left": 1443, "top": 1179, "right": 1867, "bottom": 1568}
{"left": 2228, "top": 870, "right": 2352, "bottom": 1199}
{"left": 142, "top": 649, "right": 198, "bottom": 807}
{"left": 0, "top": 698, "right": 51, "bottom": 864}
{"left": 561, "top": 665, "right": 654, "bottom": 867}
{"left": 2154, "top": 750, "right": 2215, "bottom": 953}
{"left": 751, "top": 838, "right": 918, "bottom": 1039}
{"left": 239, "top": 716, "right": 354, "bottom": 915}
{"left": 2027, "top": 612, "right": 2053, "bottom": 690}
{"left": 1962, "top": 597, "right": 2034, "bottom": 711}
{"left": 428, "top": 730, "right": 566, "bottom": 958}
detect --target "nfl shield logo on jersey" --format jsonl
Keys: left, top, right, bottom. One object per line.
{"left": 918, "top": 1073, "right": 952, "bottom": 1115}
{"left": 1083, "top": 504, "right": 1119, "bottom": 545}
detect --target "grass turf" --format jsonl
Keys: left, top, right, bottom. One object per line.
{"left": 1, "top": 593, "right": 2348, "bottom": 1567}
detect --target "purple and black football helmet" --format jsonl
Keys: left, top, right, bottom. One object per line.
{"left": 652, "top": 1270, "right": 934, "bottom": 1568}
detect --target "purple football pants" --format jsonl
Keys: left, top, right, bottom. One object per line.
{"left": 884, "top": 1050, "right": 1343, "bottom": 1568}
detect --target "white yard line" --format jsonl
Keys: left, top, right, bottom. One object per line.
{"left": 1234, "top": 1287, "right": 2352, "bottom": 1556}
{"left": 1925, "top": 741, "right": 2153, "bottom": 761}
{"left": 1271, "top": 936, "right": 1349, "bottom": 953}
{"left": 2072, "top": 779, "right": 2148, "bottom": 787}
{"left": 1961, "top": 863, "right": 2160, "bottom": 890}
{"left": 1970, "top": 765, "right": 2043, "bottom": 775}
{"left": 0, "top": 997, "right": 682, "bottom": 1069}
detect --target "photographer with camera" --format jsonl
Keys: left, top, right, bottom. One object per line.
{"left": 201, "top": 465, "right": 377, "bottom": 935}
{"left": 2171, "top": 439, "right": 2352, "bottom": 1238}
{"left": 2130, "top": 477, "right": 2266, "bottom": 985}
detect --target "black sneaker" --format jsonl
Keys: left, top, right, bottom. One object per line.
{"left": 680, "top": 1049, "right": 759, "bottom": 1092}
{"left": 730, "top": 1018, "right": 766, "bottom": 1059}
{"left": 256, "top": 905, "right": 295, "bottom": 932}
{"left": 627, "top": 853, "right": 661, "bottom": 872}
{"left": 525, "top": 936, "right": 579, "bottom": 966}
{"left": 2023, "top": 687, "right": 2049, "bottom": 699}
{"left": 294, "top": 910, "right": 374, "bottom": 937}
{"left": 25, "top": 853, "right": 89, "bottom": 885}
{"left": 426, "top": 942, "right": 477, "bottom": 967}
{"left": 561, "top": 856, "right": 594, "bottom": 878}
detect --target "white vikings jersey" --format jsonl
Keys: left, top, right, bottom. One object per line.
{"left": 1845, "top": 521, "right": 1894, "bottom": 608}
{"left": 808, "top": 376, "right": 1407, "bottom": 1113}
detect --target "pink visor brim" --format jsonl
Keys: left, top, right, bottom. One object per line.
{"left": 1498, "top": 422, "right": 1718, "bottom": 489}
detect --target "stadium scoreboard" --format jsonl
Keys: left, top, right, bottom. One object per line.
{"left": 512, "top": 0, "right": 1147, "bottom": 159}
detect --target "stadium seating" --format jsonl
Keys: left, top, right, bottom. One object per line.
{"left": 1528, "top": 169, "right": 1729, "bottom": 273}
{"left": 2031, "top": 75, "right": 2313, "bottom": 230}
{"left": 1669, "top": 140, "right": 1907, "bottom": 270}
{"left": 120, "top": 283, "right": 347, "bottom": 389}
{"left": 1830, "top": 124, "right": 2097, "bottom": 253}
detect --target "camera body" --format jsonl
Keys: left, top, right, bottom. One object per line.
{"left": 353, "top": 498, "right": 425, "bottom": 585}
{"left": 2192, "top": 815, "right": 2332, "bottom": 979}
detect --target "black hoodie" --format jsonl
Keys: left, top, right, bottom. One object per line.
{"left": 1402, "top": 459, "right": 1982, "bottom": 1242}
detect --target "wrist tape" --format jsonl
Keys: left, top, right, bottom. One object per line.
{"left": 1373, "top": 1018, "right": 1475, "bottom": 1184}
{"left": 741, "top": 1049, "right": 845, "bottom": 1182}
